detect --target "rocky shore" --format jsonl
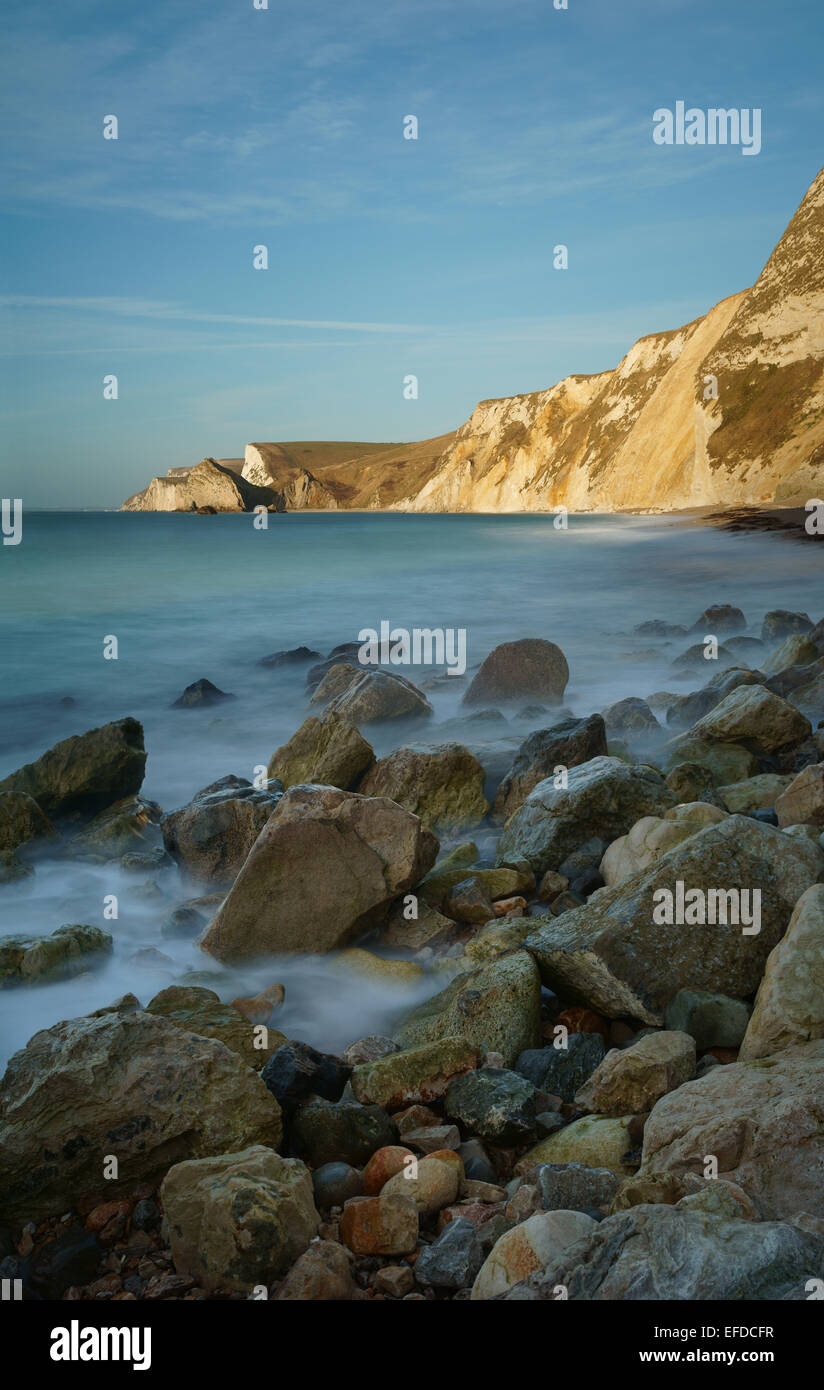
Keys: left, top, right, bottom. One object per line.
{"left": 2, "top": 611, "right": 824, "bottom": 1301}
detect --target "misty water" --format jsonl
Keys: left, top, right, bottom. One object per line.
{"left": 1, "top": 511, "right": 820, "bottom": 1070}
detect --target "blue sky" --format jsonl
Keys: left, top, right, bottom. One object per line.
{"left": 1, "top": 0, "right": 823, "bottom": 508}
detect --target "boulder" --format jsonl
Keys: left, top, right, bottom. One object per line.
{"left": 662, "top": 733, "right": 759, "bottom": 784}
{"left": 492, "top": 715, "right": 608, "bottom": 820}
{"left": 330, "top": 949, "right": 423, "bottom": 989}
{"left": 381, "top": 900, "right": 460, "bottom": 952}
{"left": 290, "top": 1099, "right": 397, "bottom": 1168}
{"left": 199, "top": 784, "right": 438, "bottom": 960}
{"left": 326, "top": 670, "right": 433, "bottom": 724}
{"left": 525, "top": 816, "right": 824, "bottom": 1025}
{"left": 718, "top": 773, "right": 792, "bottom": 813}
{"left": 601, "top": 698, "right": 659, "bottom": 734}
{"left": 574, "top": 1031, "right": 695, "bottom": 1116}
{"left": 260, "top": 1041, "right": 350, "bottom": 1107}
{"left": 640, "top": 1039, "right": 824, "bottom": 1219}
{"left": 0, "top": 718, "right": 146, "bottom": 820}
{"left": 0, "top": 790, "right": 54, "bottom": 853}
{"left": 691, "top": 685, "right": 812, "bottom": 754}
{"left": 172, "top": 678, "right": 234, "bottom": 709}
{"left": 600, "top": 802, "right": 727, "bottom": 887}
{"left": 393, "top": 951, "right": 542, "bottom": 1067}
{"left": 739, "top": 885, "right": 824, "bottom": 1060}
{"left": 309, "top": 663, "right": 361, "bottom": 706}
{"left": 463, "top": 639, "right": 569, "bottom": 708}
{"left": 516, "top": 1116, "right": 635, "bottom": 1179}
{"left": 146, "top": 985, "right": 283, "bottom": 1070}
{"left": 414, "top": 1217, "right": 483, "bottom": 1289}
{"left": 0, "top": 1004, "right": 282, "bottom": 1224}
{"left": 350, "top": 1038, "right": 479, "bottom": 1110}
{"left": 442, "top": 875, "right": 495, "bottom": 923}
{"left": 340, "top": 1193, "right": 418, "bottom": 1255}
{"left": 664, "top": 989, "right": 751, "bottom": 1049}
{"left": 515, "top": 1034, "right": 605, "bottom": 1103}
{"left": 665, "top": 667, "right": 765, "bottom": 729}
{"left": 381, "top": 1151, "right": 463, "bottom": 1216}
{"left": 162, "top": 776, "right": 283, "bottom": 884}
{"left": 762, "top": 610, "right": 813, "bottom": 643}
{"left": 471, "top": 1210, "right": 596, "bottom": 1300}
{"left": 537, "top": 1163, "right": 620, "bottom": 1213}
{"left": 764, "top": 633, "right": 818, "bottom": 674}
{"left": 266, "top": 712, "right": 374, "bottom": 791}
{"left": 259, "top": 646, "right": 322, "bottom": 669}
{"left": 161, "top": 1145, "right": 319, "bottom": 1292}
{"left": 274, "top": 1240, "right": 359, "bottom": 1300}
{"left": 497, "top": 757, "right": 677, "bottom": 876}
{"left": 418, "top": 861, "right": 533, "bottom": 909}
{"left": 0, "top": 924, "right": 112, "bottom": 989}
{"left": 444, "top": 1068, "right": 536, "bottom": 1145}
{"left": 776, "top": 763, "right": 824, "bottom": 828}
{"left": 503, "top": 1202, "right": 824, "bottom": 1300}
{"left": 357, "top": 743, "right": 489, "bottom": 831}
{"left": 690, "top": 605, "right": 746, "bottom": 635}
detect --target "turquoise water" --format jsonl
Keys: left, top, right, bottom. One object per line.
{"left": 0, "top": 511, "right": 821, "bottom": 1065}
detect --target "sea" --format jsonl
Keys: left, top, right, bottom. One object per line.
{"left": 0, "top": 510, "right": 821, "bottom": 1069}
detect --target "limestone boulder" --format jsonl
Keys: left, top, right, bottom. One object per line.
{"left": 776, "top": 763, "right": 824, "bottom": 828}
{"left": 358, "top": 743, "right": 489, "bottom": 831}
{"left": 463, "top": 639, "right": 569, "bottom": 708}
{"left": 739, "top": 885, "right": 824, "bottom": 1060}
{"left": 0, "top": 790, "right": 54, "bottom": 853}
{"left": 471, "top": 1210, "right": 596, "bottom": 1300}
{"left": 600, "top": 802, "right": 726, "bottom": 887}
{"left": 0, "top": 718, "right": 146, "bottom": 820}
{"left": 0, "top": 1004, "right": 282, "bottom": 1224}
{"left": 503, "top": 1202, "right": 824, "bottom": 1300}
{"left": 161, "top": 1145, "right": 319, "bottom": 1292}
{"left": 0, "top": 924, "right": 112, "bottom": 989}
{"left": 492, "top": 715, "right": 607, "bottom": 820}
{"left": 497, "top": 757, "right": 677, "bottom": 876}
{"left": 640, "top": 1039, "right": 824, "bottom": 1219}
{"left": 393, "top": 951, "right": 541, "bottom": 1067}
{"left": 162, "top": 775, "right": 283, "bottom": 884}
{"left": 266, "top": 712, "right": 374, "bottom": 791}
{"left": 525, "top": 815, "right": 824, "bottom": 1024}
{"left": 326, "top": 669, "right": 433, "bottom": 724}
{"left": 199, "top": 784, "right": 438, "bottom": 961}
{"left": 575, "top": 1031, "right": 695, "bottom": 1116}
{"left": 691, "top": 685, "right": 811, "bottom": 754}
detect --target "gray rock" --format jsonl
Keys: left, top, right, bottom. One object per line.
{"left": 493, "top": 715, "right": 607, "bottom": 820}
{"left": 162, "top": 775, "right": 283, "bottom": 884}
{"left": 537, "top": 1163, "right": 620, "bottom": 1213}
{"left": 515, "top": 1034, "right": 605, "bottom": 1102}
{"left": 665, "top": 988, "right": 751, "bottom": 1049}
{"left": 445, "top": 1068, "right": 537, "bottom": 1145}
{"left": 414, "top": 1218, "right": 484, "bottom": 1289}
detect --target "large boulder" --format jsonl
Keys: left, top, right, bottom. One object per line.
{"left": 266, "top": 717, "right": 372, "bottom": 795}
{"left": 691, "top": 685, "right": 812, "bottom": 754}
{"left": 718, "top": 773, "right": 792, "bottom": 813}
{"left": 497, "top": 757, "right": 676, "bottom": 876}
{"left": 463, "top": 639, "right": 569, "bottom": 708}
{"left": 444, "top": 1067, "right": 537, "bottom": 1145}
{"left": 471, "top": 1210, "right": 596, "bottom": 1300}
{"left": 762, "top": 610, "right": 813, "bottom": 643}
{"left": 516, "top": 1116, "right": 635, "bottom": 1179}
{"left": 662, "top": 733, "right": 759, "bottom": 784}
{"left": 358, "top": 743, "right": 489, "bottom": 831}
{"left": 776, "top": 763, "right": 824, "bottom": 828}
{"left": 600, "top": 802, "right": 727, "bottom": 887}
{"left": 574, "top": 1031, "right": 695, "bottom": 1116}
{"left": 502, "top": 1201, "right": 824, "bottom": 1300}
{"left": 161, "top": 1146, "right": 319, "bottom": 1292}
{"left": 199, "top": 784, "right": 438, "bottom": 961}
{"left": 492, "top": 715, "right": 607, "bottom": 820}
{"left": 326, "top": 670, "right": 433, "bottom": 724}
{"left": 640, "top": 1039, "right": 824, "bottom": 1219}
{"left": 525, "top": 816, "right": 824, "bottom": 1024}
{"left": 739, "top": 885, "right": 824, "bottom": 1060}
{"left": 266, "top": 712, "right": 374, "bottom": 791}
{"left": 393, "top": 951, "right": 542, "bottom": 1067}
{"left": 0, "top": 924, "right": 112, "bottom": 989}
{"left": 0, "top": 718, "right": 146, "bottom": 820}
{"left": 162, "top": 776, "right": 283, "bottom": 884}
{"left": 0, "top": 1003, "right": 282, "bottom": 1224}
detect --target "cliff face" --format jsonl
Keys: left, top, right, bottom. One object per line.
{"left": 122, "top": 163, "right": 824, "bottom": 515}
